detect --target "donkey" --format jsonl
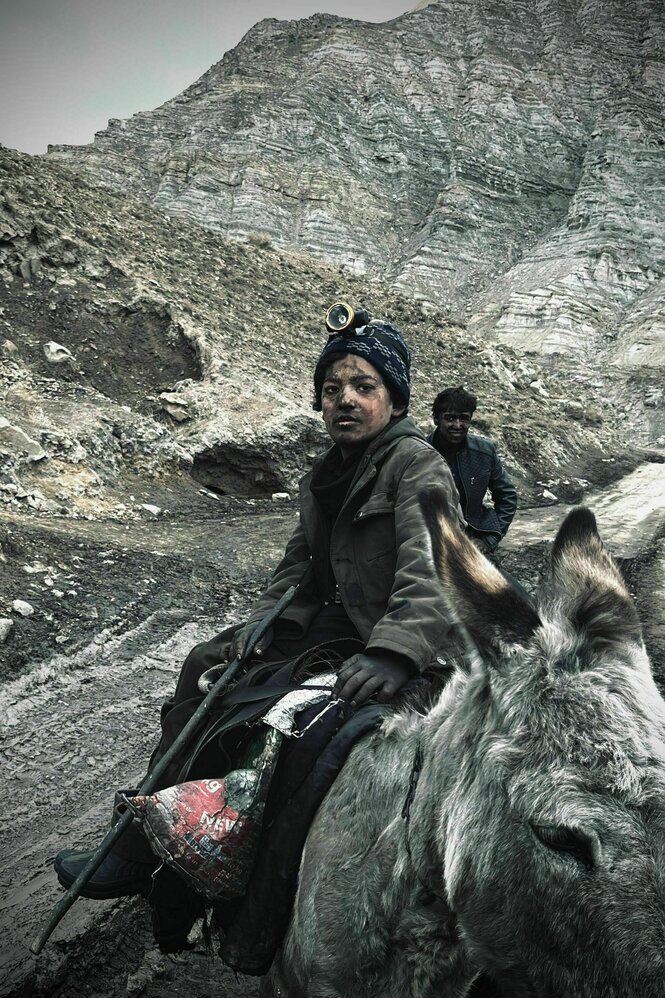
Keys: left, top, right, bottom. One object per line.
{"left": 263, "top": 491, "right": 665, "bottom": 997}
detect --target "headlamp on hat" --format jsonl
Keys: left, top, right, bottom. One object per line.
{"left": 313, "top": 308, "right": 411, "bottom": 412}
{"left": 325, "top": 302, "right": 370, "bottom": 337}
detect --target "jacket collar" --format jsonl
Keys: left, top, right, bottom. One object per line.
{"left": 306, "top": 416, "right": 426, "bottom": 502}
{"left": 319, "top": 415, "right": 423, "bottom": 467}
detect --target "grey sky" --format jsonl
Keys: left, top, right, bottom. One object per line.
{"left": 1, "top": 1, "right": 411, "bottom": 155}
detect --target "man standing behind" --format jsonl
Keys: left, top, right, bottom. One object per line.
{"left": 428, "top": 386, "right": 517, "bottom": 556}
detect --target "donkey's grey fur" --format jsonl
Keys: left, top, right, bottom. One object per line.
{"left": 263, "top": 500, "right": 665, "bottom": 998}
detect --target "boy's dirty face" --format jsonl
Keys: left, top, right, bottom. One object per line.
{"left": 321, "top": 355, "right": 404, "bottom": 455}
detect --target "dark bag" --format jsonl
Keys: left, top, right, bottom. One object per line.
{"left": 124, "top": 655, "right": 340, "bottom": 900}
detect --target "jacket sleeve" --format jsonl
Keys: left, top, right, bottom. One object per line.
{"left": 365, "top": 444, "right": 462, "bottom": 672}
{"left": 488, "top": 447, "right": 517, "bottom": 539}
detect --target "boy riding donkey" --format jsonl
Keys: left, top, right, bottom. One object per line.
{"left": 52, "top": 304, "right": 462, "bottom": 967}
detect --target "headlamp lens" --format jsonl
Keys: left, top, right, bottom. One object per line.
{"left": 325, "top": 302, "right": 371, "bottom": 334}
{"left": 326, "top": 302, "right": 354, "bottom": 332}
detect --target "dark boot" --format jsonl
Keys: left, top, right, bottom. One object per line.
{"left": 53, "top": 789, "right": 157, "bottom": 899}
{"left": 53, "top": 846, "right": 157, "bottom": 898}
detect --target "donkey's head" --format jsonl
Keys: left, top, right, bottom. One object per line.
{"left": 420, "top": 489, "right": 665, "bottom": 997}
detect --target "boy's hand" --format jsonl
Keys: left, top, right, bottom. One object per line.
{"left": 228, "top": 624, "right": 274, "bottom": 662}
{"left": 334, "top": 651, "right": 412, "bottom": 707}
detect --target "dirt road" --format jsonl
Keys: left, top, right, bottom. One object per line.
{"left": 1, "top": 490, "right": 295, "bottom": 998}
{"left": 1, "top": 464, "right": 663, "bottom": 997}
{"left": 1, "top": 614, "right": 261, "bottom": 998}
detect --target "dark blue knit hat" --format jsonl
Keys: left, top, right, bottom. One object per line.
{"left": 313, "top": 320, "right": 411, "bottom": 411}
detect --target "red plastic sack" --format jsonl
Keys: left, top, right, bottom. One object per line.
{"left": 125, "top": 727, "right": 282, "bottom": 899}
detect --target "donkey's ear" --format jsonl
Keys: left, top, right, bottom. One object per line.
{"left": 551, "top": 507, "right": 602, "bottom": 569}
{"left": 419, "top": 486, "right": 540, "bottom": 654}
{"left": 550, "top": 507, "right": 629, "bottom": 600}
{"left": 548, "top": 507, "right": 641, "bottom": 649}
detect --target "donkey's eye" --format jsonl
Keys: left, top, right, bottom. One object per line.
{"left": 530, "top": 824, "right": 596, "bottom": 870}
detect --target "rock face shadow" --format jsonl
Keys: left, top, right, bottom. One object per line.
{"left": 47, "top": 301, "right": 203, "bottom": 405}
{"left": 191, "top": 443, "right": 286, "bottom": 496}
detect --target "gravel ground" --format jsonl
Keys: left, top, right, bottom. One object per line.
{"left": 1, "top": 470, "right": 663, "bottom": 998}
{"left": 0, "top": 486, "right": 296, "bottom": 998}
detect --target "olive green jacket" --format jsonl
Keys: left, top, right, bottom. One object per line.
{"left": 245, "top": 416, "right": 462, "bottom": 673}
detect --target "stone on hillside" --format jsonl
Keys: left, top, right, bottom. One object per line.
{"left": 159, "top": 391, "right": 191, "bottom": 422}
{"left": 563, "top": 400, "right": 584, "bottom": 420}
{"left": 44, "top": 341, "right": 74, "bottom": 364}
{"left": 11, "top": 599, "right": 35, "bottom": 617}
{"left": 19, "top": 257, "right": 41, "bottom": 281}
{"left": 25, "top": 491, "right": 60, "bottom": 512}
{"left": 0, "top": 618, "right": 12, "bottom": 643}
{"left": 0, "top": 418, "right": 47, "bottom": 461}
{"left": 0, "top": 482, "right": 28, "bottom": 499}
{"left": 138, "top": 503, "right": 162, "bottom": 517}
{"left": 1, "top": 339, "right": 19, "bottom": 358}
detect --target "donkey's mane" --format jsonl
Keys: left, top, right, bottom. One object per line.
{"left": 381, "top": 649, "right": 468, "bottom": 741}
{"left": 380, "top": 595, "right": 665, "bottom": 810}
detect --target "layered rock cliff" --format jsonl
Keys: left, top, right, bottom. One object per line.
{"left": 46, "top": 0, "right": 665, "bottom": 431}
{"left": 0, "top": 144, "right": 635, "bottom": 525}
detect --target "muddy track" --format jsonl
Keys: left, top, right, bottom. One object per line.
{"left": 0, "top": 497, "right": 298, "bottom": 684}
{"left": 1, "top": 616, "right": 260, "bottom": 997}
{"left": 1, "top": 464, "right": 664, "bottom": 997}
{"left": 1, "top": 496, "right": 297, "bottom": 998}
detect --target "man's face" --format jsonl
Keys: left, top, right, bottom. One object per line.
{"left": 436, "top": 410, "right": 473, "bottom": 446}
{"left": 321, "top": 355, "right": 404, "bottom": 454}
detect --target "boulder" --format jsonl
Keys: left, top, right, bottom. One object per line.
{"left": 44, "top": 341, "right": 74, "bottom": 364}
{"left": 0, "top": 418, "right": 47, "bottom": 461}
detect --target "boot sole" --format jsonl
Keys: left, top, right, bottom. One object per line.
{"left": 55, "top": 870, "right": 152, "bottom": 899}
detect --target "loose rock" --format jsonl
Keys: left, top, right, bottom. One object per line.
{"left": 1, "top": 339, "right": 19, "bottom": 357}
{"left": 138, "top": 503, "right": 162, "bottom": 517}
{"left": 0, "top": 418, "right": 47, "bottom": 461}
{"left": 11, "top": 599, "right": 35, "bottom": 616}
{"left": 159, "top": 391, "right": 191, "bottom": 422}
{"left": 43, "top": 340, "right": 74, "bottom": 364}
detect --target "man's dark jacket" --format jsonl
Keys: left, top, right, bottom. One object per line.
{"left": 428, "top": 430, "right": 517, "bottom": 550}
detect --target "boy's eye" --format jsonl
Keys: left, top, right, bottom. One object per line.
{"left": 322, "top": 382, "right": 376, "bottom": 395}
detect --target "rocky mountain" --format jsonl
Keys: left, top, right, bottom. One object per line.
{"left": 1, "top": 143, "right": 638, "bottom": 524}
{"left": 1, "top": 8, "right": 665, "bottom": 994}
{"left": 2, "top": 2, "right": 663, "bottom": 686}
{"left": 46, "top": 0, "right": 665, "bottom": 445}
